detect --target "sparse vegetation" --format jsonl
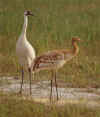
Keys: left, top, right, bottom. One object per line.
{"left": 0, "top": 93, "right": 100, "bottom": 117}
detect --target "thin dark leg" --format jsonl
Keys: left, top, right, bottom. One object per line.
{"left": 50, "top": 79, "right": 53, "bottom": 101}
{"left": 28, "top": 68, "right": 32, "bottom": 95}
{"left": 19, "top": 67, "right": 24, "bottom": 94}
{"left": 54, "top": 71, "right": 59, "bottom": 100}
{"left": 50, "top": 70, "right": 54, "bottom": 101}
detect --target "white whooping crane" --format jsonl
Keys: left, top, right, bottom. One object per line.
{"left": 16, "top": 10, "right": 36, "bottom": 95}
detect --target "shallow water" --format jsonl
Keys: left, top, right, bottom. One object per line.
{"left": 0, "top": 76, "right": 100, "bottom": 107}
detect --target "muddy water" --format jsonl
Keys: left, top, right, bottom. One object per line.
{"left": 0, "top": 76, "right": 100, "bottom": 107}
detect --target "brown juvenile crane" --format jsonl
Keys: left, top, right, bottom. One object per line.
{"left": 31, "top": 37, "right": 80, "bottom": 100}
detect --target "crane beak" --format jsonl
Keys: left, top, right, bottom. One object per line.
{"left": 29, "top": 12, "right": 34, "bottom": 16}
{"left": 28, "top": 12, "right": 34, "bottom": 16}
{"left": 72, "top": 37, "right": 81, "bottom": 42}
{"left": 77, "top": 38, "right": 81, "bottom": 41}
{"left": 26, "top": 10, "right": 34, "bottom": 16}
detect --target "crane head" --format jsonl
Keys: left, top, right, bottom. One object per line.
{"left": 24, "top": 10, "right": 34, "bottom": 16}
{"left": 72, "top": 37, "right": 80, "bottom": 42}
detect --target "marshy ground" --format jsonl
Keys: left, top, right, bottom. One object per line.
{"left": 0, "top": 76, "right": 100, "bottom": 108}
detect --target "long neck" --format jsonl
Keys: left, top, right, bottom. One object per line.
{"left": 72, "top": 41, "right": 79, "bottom": 55}
{"left": 21, "top": 15, "right": 28, "bottom": 37}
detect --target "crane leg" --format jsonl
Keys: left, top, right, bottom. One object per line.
{"left": 28, "top": 68, "right": 32, "bottom": 95}
{"left": 50, "top": 70, "right": 53, "bottom": 101}
{"left": 54, "top": 71, "right": 59, "bottom": 100}
{"left": 50, "top": 79, "right": 53, "bottom": 101}
{"left": 19, "top": 67, "right": 24, "bottom": 94}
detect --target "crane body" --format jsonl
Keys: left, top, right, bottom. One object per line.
{"left": 31, "top": 37, "right": 80, "bottom": 100}
{"left": 16, "top": 11, "right": 36, "bottom": 95}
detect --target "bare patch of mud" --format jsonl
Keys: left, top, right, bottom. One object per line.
{"left": 0, "top": 76, "right": 100, "bottom": 107}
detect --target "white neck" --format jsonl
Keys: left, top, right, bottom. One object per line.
{"left": 21, "top": 15, "right": 28, "bottom": 37}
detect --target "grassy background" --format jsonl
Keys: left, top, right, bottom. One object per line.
{"left": 0, "top": 93, "right": 100, "bottom": 117}
{"left": 0, "top": 0, "right": 100, "bottom": 87}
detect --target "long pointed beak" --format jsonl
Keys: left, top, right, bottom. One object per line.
{"left": 30, "top": 13, "right": 34, "bottom": 16}
{"left": 29, "top": 12, "right": 34, "bottom": 16}
{"left": 78, "top": 38, "right": 81, "bottom": 41}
